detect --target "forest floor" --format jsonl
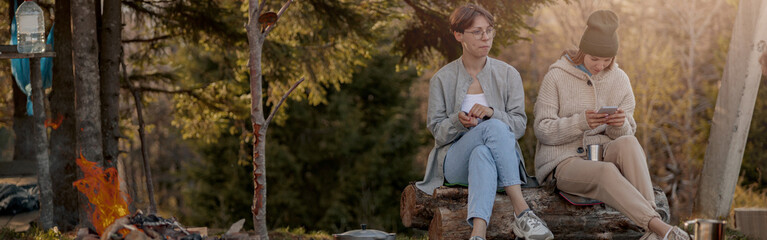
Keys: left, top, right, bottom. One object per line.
{"left": 0, "top": 225, "right": 751, "bottom": 240}
{"left": 0, "top": 175, "right": 756, "bottom": 240}
{"left": 0, "top": 226, "right": 427, "bottom": 240}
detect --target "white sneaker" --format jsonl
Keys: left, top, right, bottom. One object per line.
{"left": 511, "top": 210, "right": 554, "bottom": 240}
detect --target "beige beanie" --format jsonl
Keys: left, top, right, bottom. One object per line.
{"left": 579, "top": 10, "right": 619, "bottom": 57}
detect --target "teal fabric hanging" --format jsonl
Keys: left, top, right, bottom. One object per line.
{"left": 10, "top": 0, "right": 54, "bottom": 116}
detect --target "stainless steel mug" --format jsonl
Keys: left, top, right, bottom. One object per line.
{"left": 587, "top": 144, "right": 602, "bottom": 161}
{"left": 684, "top": 219, "right": 725, "bottom": 240}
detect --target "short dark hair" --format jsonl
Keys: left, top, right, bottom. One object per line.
{"left": 450, "top": 3, "right": 494, "bottom": 33}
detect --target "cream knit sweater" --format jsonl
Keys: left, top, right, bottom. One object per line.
{"left": 533, "top": 56, "right": 637, "bottom": 182}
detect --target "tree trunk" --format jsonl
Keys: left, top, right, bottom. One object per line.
{"left": 50, "top": 0, "right": 79, "bottom": 231}
{"left": 129, "top": 87, "right": 157, "bottom": 214}
{"left": 98, "top": 0, "right": 121, "bottom": 169}
{"left": 695, "top": 0, "right": 767, "bottom": 219}
{"left": 246, "top": 0, "right": 268, "bottom": 237}
{"left": 30, "top": 58, "right": 54, "bottom": 229}
{"left": 246, "top": 1, "right": 294, "bottom": 238}
{"left": 402, "top": 184, "right": 670, "bottom": 240}
{"left": 11, "top": 78, "right": 33, "bottom": 162}
{"left": 71, "top": 0, "right": 103, "bottom": 229}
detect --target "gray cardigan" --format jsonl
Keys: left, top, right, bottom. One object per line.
{"left": 416, "top": 57, "right": 531, "bottom": 195}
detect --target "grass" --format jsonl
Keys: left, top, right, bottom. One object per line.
{"left": 731, "top": 180, "right": 767, "bottom": 210}
{"left": 724, "top": 227, "right": 749, "bottom": 240}
{"left": 269, "top": 227, "right": 333, "bottom": 240}
{"left": 395, "top": 230, "right": 428, "bottom": 240}
{"left": 0, "top": 226, "right": 74, "bottom": 240}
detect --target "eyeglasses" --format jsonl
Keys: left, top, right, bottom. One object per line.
{"left": 465, "top": 28, "right": 495, "bottom": 40}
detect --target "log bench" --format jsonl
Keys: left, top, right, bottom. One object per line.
{"left": 400, "top": 183, "right": 670, "bottom": 240}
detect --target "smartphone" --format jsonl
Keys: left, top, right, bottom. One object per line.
{"left": 597, "top": 106, "right": 618, "bottom": 114}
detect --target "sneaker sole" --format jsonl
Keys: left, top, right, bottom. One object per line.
{"left": 512, "top": 227, "right": 554, "bottom": 240}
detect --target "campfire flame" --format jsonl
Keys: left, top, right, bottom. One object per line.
{"left": 73, "top": 152, "right": 131, "bottom": 235}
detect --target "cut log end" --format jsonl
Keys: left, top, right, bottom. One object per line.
{"left": 428, "top": 207, "right": 442, "bottom": 240}
{"left": 401, "top": 184, "right": 416, "bottom": 227}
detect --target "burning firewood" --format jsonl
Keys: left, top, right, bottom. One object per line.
{"left": 75, "top": 228, "right": 100, "bottom": 240}
{"left": 97, "top": 211, "right": 205, "bottom": 240}
{"left": 101, "top": 216, "right": 138, "bottom": 240}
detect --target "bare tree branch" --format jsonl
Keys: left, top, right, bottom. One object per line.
{"left": 264, "top": 77, "right": 305, "bottom": 130}
{"left": 125, "top": 85, "right": 198, "bottom": 94}
{"left": 263, "top": 0, "right": 293, "bottom": 36}
{"left": 122, "top": 0, "right": 162, "bottom": 18}
{"left": 127, "top": 85, "right": 225, "bottom": 112}
{"left": 126, "top": 72, "right": 175, "bottom": 83}
{"left": 122, "top": 35, "right": 172, "bottom": 43}
{"left": 655, "top": 128, "right": 678, "bottom": 168}
{"left": 257, "top": 0, "right": 267, "bottom": 20}
{"left": 121, "top": 61, "right": 158, "bottom": 214}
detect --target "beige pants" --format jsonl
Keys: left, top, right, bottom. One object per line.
{"left": 554, "top": 135, "right": 659, "bottom": 230}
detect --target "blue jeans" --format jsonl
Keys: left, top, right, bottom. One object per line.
{"left": 444, "top": 119, "right": 523, "bottom": 226}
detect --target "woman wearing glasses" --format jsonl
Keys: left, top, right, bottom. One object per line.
{"left": 533, "top": 10, "right": 689, "bottom": 240}
{"left": 416, "top": 4, "right": 553, "bottom": 240}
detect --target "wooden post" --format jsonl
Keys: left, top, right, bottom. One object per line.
{"left": 0, "top": 45, "right": 56, "bottom": 229}
{"left": 695, "top": 0, "right": 767, "bottom": 219}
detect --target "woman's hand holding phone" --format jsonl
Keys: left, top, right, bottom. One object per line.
{"left": 585, "top": 107, "right": 625, "bottom": 129}
{"left": 605, "top": 109, "right": 625, "bottom": 127}
{"left": 585, "top": 110, "right": 608, "bottom": 129}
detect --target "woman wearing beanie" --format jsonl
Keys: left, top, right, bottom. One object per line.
{"left": 533, "top": 10, "right": 690, "bottom": 240}
{"left": 416, "top": 3, "right": 554, "bottom": 240}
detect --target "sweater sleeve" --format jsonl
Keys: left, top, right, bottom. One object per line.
{"left": 494, "top": 67, "right": 527, "bottom": 139}
{"left": 534, "top": 71, "right": 592, "bottom": 145}
{"left": 606, "top": 75, "right": 637, "bottom": 138}
{"left": 427, "top": 74, "right": 467, "bottom": 147}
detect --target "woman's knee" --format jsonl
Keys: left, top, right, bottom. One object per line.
{"left": 477, "top": 119, "right": 514, "bottom": 137}
{"left": 470, "top": 145, "right": 493, "bottom": 160}
{"left": 611, "top": 135, "right": 646, "bottom": 159}
{"left": 613, "top": 135, "right": 640, "bottom": 148}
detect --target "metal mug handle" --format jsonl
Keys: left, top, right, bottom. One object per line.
{"left": 683, "top": 219, "right": 697, "bottom": 228}
{"left": 683, "top": 219, "right": 716, "bottom": 240}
